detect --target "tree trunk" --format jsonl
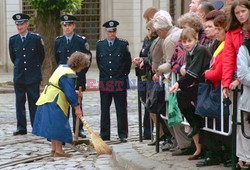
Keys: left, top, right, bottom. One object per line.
{"left": 36, "top": 12, "right": 61, "bottom": 86}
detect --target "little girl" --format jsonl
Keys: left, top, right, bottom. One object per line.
{"left": 169, "top": 27, "right": 212, "bottom": 160}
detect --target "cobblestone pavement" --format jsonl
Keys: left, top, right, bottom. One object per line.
{"left": 0, "top": 69, "right": 230, "bottom": 170}
{"left": 0, "top": 89, "right": 139, "bottom": 170}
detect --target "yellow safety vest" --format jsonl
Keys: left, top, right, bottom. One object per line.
{"left": 36, "top": 65, "right": 77, "bottom": 116}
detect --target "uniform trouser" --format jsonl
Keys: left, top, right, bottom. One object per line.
{"left": 100, "top": 91, "right": 128, "bottom": 139}
{"left": 14, "top": 83, "right": 40, "bottom": 131}
{"left": 177, "top": 86, "right": 203, "bottom": 129}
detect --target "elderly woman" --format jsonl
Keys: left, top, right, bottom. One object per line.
{"left": 153, "top": 10, "right": 182, "bottom": 78}
{"left": 32, "top": 52, "right": 90, "bottom": 157}
{"left": 196, "top": 12, "right": 231, "bottom": 167}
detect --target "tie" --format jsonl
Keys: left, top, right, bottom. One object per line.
{"left": 67, "top": 38, "right": 70, "bottom": 45}
{"left": 22, "top": 37, "right": 26, "bottom": 43}
{"left": 109, "top": 41, "right": 113, "bottom": 47}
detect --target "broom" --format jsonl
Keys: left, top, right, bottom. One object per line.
{"left": 79, "top": 116, "right": 112, "bottom": 155}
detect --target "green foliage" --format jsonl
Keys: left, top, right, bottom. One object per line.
{"left": 28, "top": 0, "right": 83, "bottom": 14}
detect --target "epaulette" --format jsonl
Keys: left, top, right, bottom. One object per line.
{"left": 118, "top": 38, "right": 128, "bottom": 42}
{"left": 31, "top": 32, "right": 41, "bottom": 37}
{"left": 76, "top": 34, "right": 86, "bottom": 39}
{"left": 97, "top": 39, "right": 105, "bottom": 43}
{"left": 10, "top": 34, "right": 19, "bottom": 39}
{"left": 56, "top": 35, "right": 64, "bottom": 40}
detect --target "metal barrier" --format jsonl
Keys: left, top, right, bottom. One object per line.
{"left": 170, "top": 73, "right": 250, "bottom": 170}
{"left": 170, "top": 73, "right": 233, "bottom": 136}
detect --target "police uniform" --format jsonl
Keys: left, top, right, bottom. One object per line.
{"left": 9, "top": 13, "right": 45, "bottom": 135}
{"left": 96, "top": 20, "right": 132, "bottom": 142}
{"left": 54, "top": 14, "right": 92, "bottom": 136}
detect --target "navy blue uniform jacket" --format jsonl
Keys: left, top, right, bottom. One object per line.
{"left": 9, "top": 32, "right": 45, "bottom": 84}
{"left": 96, "top": 37, "right": 132, "bottom": 92}
{"left": 54, "top": 33, "right": 92, "bottom": 89}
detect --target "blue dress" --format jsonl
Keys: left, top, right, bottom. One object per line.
{"left": 32, "top": 75, "right": 78, "bottom": 143}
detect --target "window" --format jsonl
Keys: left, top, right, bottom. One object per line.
{"left": 74, "top": 0, "right": 100, "bottom": 50}
{"left": 22, "top": 0, "right": 36, "bottom": 32}
{"left": 22, "top": 0, "right": 101, "bottom": 50}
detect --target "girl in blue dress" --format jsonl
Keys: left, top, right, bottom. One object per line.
{"left": 32, "top": 52, "right": 90, "bottom": 157}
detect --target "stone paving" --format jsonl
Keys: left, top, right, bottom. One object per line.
{"left": 0, "top": 69, "right": 231, "bottom": 170}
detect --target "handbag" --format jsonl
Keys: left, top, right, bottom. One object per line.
{"left": 145, "top": 82, "right": 165, "bottom": 113}
{"left": 195, "top": 82, "right": 226, "bottom": 119}
{"left": 168, "top": 92, "right": 183, "bottom": 127}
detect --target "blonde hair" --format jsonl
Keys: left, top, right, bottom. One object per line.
{"left": 180, "top": 27, "right": 198, "bottom": 41}
{"left": 67, "top": 52, "right": 90, "bottom": 71}
{"left": 146, "top": 20, "right": 157, "bottom": 38}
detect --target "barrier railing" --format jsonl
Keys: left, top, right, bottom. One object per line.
{"left": 170, "top": 73, "right": 233, "bottom": 136}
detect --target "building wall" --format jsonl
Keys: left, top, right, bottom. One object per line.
{"left": 100, "top": 0, "right": 171, "bottom": 61}
{"left": 1, "top": 0, "right": 226, "bottom": 72}
{"left": 2, "top": 0, "right": 21, "bottom": 72}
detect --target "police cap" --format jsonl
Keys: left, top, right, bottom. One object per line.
{"left": 102, "top": 20, "right": 119, "bottom": 31}
{"left": 212, "top": 1, "right": 224, "bottom": 10}
{"left": 60, "top": 14, "right": 77, "bottom": 24}
{"left": 12, "top": 13, "right": 30, "bottom": 25}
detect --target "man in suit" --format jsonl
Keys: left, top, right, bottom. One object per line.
{"left": 96, "top": 20, "right": 132, "bottom": 142}
{"left": 54, "top": 14, "right": 92, "bottom": 138}
{"left": 9, "top": 13, "right": 45, "bottom": 136}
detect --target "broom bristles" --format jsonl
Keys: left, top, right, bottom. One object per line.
{"left": 91, "top": 133, "right": 112, "bottom": 155}
{"left": 80, "top": 117, "right": 112, "bottom": 155}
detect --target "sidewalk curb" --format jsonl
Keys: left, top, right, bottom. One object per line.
{"left": 0, "top": 88, "right": 14, "bottom": 93}
{"left": 112, "top": 143, "right": 169, "bottom": 170}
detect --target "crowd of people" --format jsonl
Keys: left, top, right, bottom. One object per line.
{"left": 8, "top": 0, "right": 249, "bottom": 167}
{"left": 133, "top": 0, "right": 250, "bottom": 168}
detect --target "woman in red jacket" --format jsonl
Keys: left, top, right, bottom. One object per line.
{"left": 222, "top": 0, "right": 250, "bottom": 98}
{"left": 205, "top": 14, "right": 227, "bottom": 87}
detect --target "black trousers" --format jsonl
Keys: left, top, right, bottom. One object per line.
{"left": 14, "top": 83, "right": 40, "bottom": 130}
{"left": 177, "top": 86, "right": 203, "bottom": 129}
{"left": 138, "top": 80, "right": 151, "bottom": 138}
{"left": 100, "top": 91, "right": 128, "bottom": 139}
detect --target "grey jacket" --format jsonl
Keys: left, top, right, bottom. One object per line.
{"left": 237, "top": 45, "right": 250, "bottom": 112}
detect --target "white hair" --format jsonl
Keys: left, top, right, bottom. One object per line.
{"left": 153, "top": 10, "right": 173, "bottom": 30}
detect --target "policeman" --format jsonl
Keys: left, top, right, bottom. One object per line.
{"left": 9, "top": 13, "right": 45, "bottom": 136}
{"left": 96, "top": 20, "right": 132, "bottom": 142}
{"left": 54, "top": 14, "right": 92, "bottom": 138}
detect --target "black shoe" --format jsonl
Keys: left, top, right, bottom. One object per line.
{"left": 196, "top": 157, "right": 220, "bottom": 167}
{"left": 100, "top": 135, "right": 110, "bottom": 141}
{"left": 120, "top": 138, "right": 127, "bottom": 143}
{"left": 13, "top": 130, "right": 27, "bottom": 136}
{"left": 147, "top": 135, "right": 165, "bottom": 146}
{"left": 187, "top": 126, "right": 200, "bottom": 138}
{"left": 78, "top": 130, "right": 86, "bottom": 138}
{"left": 143, "top": 136, "right": 151, "bottom": 140}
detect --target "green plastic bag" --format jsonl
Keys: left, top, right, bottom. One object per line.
{"left": 168, "top": 92, "right": 183, "bottom": 127}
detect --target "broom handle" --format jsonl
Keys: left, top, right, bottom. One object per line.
{"left": 80, "top": 116, "right": 94, "bottom": 134}
{"left": 74, "top": 87, "right": 82, "bottom": 141}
